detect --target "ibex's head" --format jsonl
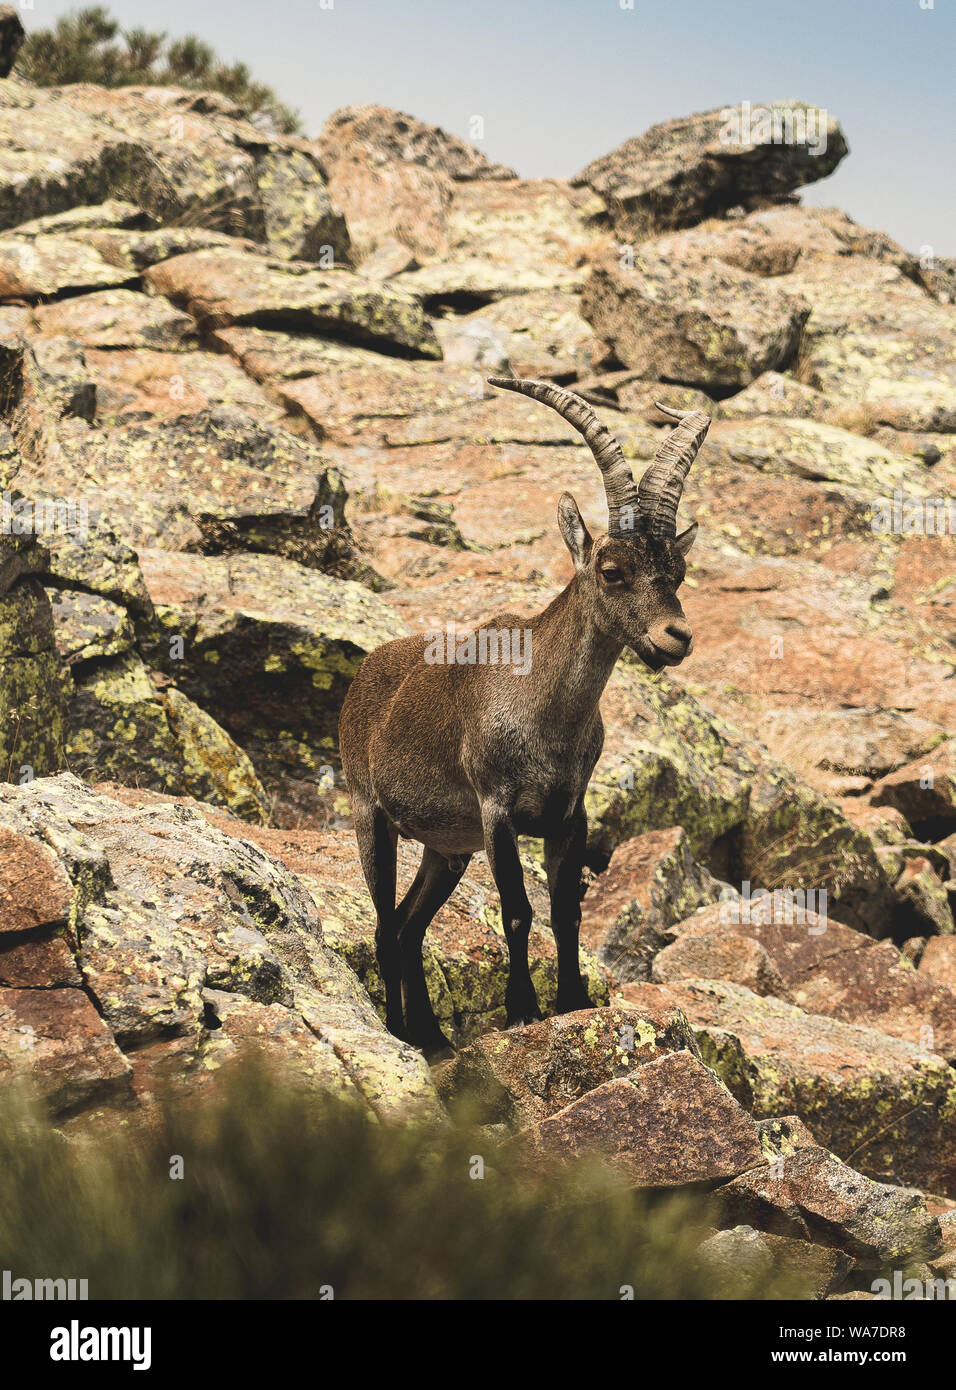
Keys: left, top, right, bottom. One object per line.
{"left": 488, "top": 376, "right": 710, "bottom": 672}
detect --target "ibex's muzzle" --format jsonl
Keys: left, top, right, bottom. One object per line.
{"left": 647, "top": 618, "right": 693, "bottom": 663}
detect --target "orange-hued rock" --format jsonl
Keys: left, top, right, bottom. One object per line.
{"left": 520, "top": 1050, "right": 766, "bottom": 1187}
{"left": 656, "top": 901, "right": 956, "bottom": 1057}
{"left": 580, "top": 826, "right": 728, "bottom": 980}
{"left": 0, "top": 825, "right": 74, "bottom": 935}
{"left": 0, "top": 985, "right": 132, "bottom": 1114}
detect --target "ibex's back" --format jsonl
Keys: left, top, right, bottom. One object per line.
{"left": 338, "top": 376, "right": 710, "bottom": 1056}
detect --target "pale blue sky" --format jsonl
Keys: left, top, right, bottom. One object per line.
{"left": 22, "top": 0, "right": 956, "bottom": 253}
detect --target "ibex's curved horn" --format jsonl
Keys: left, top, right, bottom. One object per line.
{"left": 638, "top": 404, "right": 711, "bottom": 541}
{"left": 487, "top": 375, "right": 638, "bottom": 536}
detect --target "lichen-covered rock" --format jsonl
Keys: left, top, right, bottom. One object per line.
{"left": 777, "top": 255, "right": 956, "bottom": 433}
{"left": 6, "top": 199, "right": 147, "bottom": 240}
{"left": 30, "top": 287, "right": 196, "bottom": 350}
{"left": 0, "top": 824, "right": 73, "bottom": 934}
{"left": 141, "top": 549, "right": 407, "bottom": 824}
{"left": 0, "top": 926, "right": 80, "bottom": 990}
{"left": 919, "top": 256, "right": 956, "bottom": 305}
{"left": 271, "top": 359, "right": 489, "bottom": 447}
{"left": 368, "top": 376, "right": 588, "bottom": 449}
{"left": 89, "top": 223, "right": 256, "bottom": 272}
{"left": 436, "top": 997, "right": 698, "bottom": 1126}
{"left": 65, "top": 652, "right": 269, "bottom": 823}
{"left": 585, "top": 658, "right": 892, "bottom": 936}
{"left": 324, "top": 154, "right": 453, "bottom": 262}
{"left": 83, "top": 348, "right": 279, "bottom": 428}
{"left": 158, "top": 686, "right": 271, "bottom": 826}
{"left": 317, "top": 105, "right": 517, "bottom": 183}
{"left": 252, "top": 147, "right": 351, "bottom": 263}
{"left": 755, "top": 1114, "right": 820, "bottom": 1160}
{"left": 6, "top": 336, "right": 97, "bottom": 451}
{"left": 892, "top": 855, "right": 954, "bottom": 937}
{"left": 581, "top": 251, "right": 810, "bottom": 390}
{"left": 434, "top": 291, "right": 599, "bottom": 380}
{"left": 393, "top": 253, "right": 585, "bottom": 305}
{"left": 573, "top": 102, "right": 848, "bottom": 242}
{"left": 0, "top": 984, "right": 132, "bottom": 1114}
{"left": 390, "top": 178, "right": 601, "bottom": 307}
{"left": 753, "top": 706, "right": 942, "bottom": 787}
{"left": 696, "top": 1224, "right": 774, "bottom": 1295}
{"left": 658, "top": 977, "right": 956, "bottom": 1194}
{"left": 208, "top": 323, "right": 396, "bottom": 383}
{"left": 519, "top": 1050, "right": 766, "bottom": 1187}
{"left": 16, "top": 403, "right": 358, "bottom": 574}
{"left": 920, "top": 937, "right": 956, "bottom": 992}
{"left": 714, "top": 416, "right": 931, "bottom": 502}
{"left": 824, "top": 330, "right": 956, "bottom": 440}
{"left": 646, "top": 202, "right": 913, "bottom": 285}
{"left": 45, "top": 587, "right": 135, "bottom": 666}
{"left": 0, "top": 774, "right": 439, "bottom": 1121}
{"left": 0, "top": 576, "right": 70, "bottom": 780}
{"left": 42, "top": 512, "right": 154, "bottom": 625}
{"left": 145, "top": 247, "right": 441, "bottom": 358}
{"left": 0, "top": 233, "right": 133, "bottom": 298}
{"left": 714, "top": 1146, "right": 941, "bottom": 1269}
{"left": 667, "top": 540, "right": 955, "bottom": 808}
{"left": 737, "top": 768, "right": 895, "bottom": 938}
{"left": 0, "top": 78, "right": 347, "bottom": 261}
{"left": 0, "top": 507, "right": 48, "bottom": 597}
{"left": 572, "top": 104, "right": 850, "bottom": 239}
{"left": 720, "top": 371, "right": 830, "bottom": 422}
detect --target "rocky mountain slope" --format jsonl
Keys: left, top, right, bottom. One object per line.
{"left": 2, "top": 38, "right": 956, "bottom": 1295}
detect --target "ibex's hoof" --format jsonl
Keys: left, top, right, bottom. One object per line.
{"left": 401, "top": 1021, "right": 455, "bottom": 1061}
{"left": 505, "top": 1001, "right": 543, "bottom": 1028}
{"left": 417, "top": 1033, "right": 455, "bottom": 1064}
{"left": 556, "top": 992, "right": 594, "bottom": 1014}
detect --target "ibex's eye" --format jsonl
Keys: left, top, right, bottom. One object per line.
{"left": 600, "top": 566, "right": 625, "bottom": 585}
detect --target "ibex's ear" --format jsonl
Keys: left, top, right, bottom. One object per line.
{"left": 674, "top": 520, "right": 698, "bottom": 556}
{"left": 558, "top": 492, "right": 592, "bottom": 571}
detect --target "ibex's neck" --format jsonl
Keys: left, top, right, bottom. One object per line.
{"left": 528, "top": 576, "right": 622, "bottom": 726}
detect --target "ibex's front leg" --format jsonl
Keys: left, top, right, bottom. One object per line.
{"left": 481, "top": 802, "right": 541, "bottom": 1026}
{"left": 545, "top": 806, "right": 593, "bottom": 1014}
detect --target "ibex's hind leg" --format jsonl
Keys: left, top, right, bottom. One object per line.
{"left": 353, "top": 800, "right": 403, "bottom": 1036}
{"left": 482, "top": 804, "right": 541, "bottom": 1027}
{"left": 545, "top": 807, "right": 593, "bottom": 1014}
{"left": 398, "top": 848, "right": 469, "bottom": 1058}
